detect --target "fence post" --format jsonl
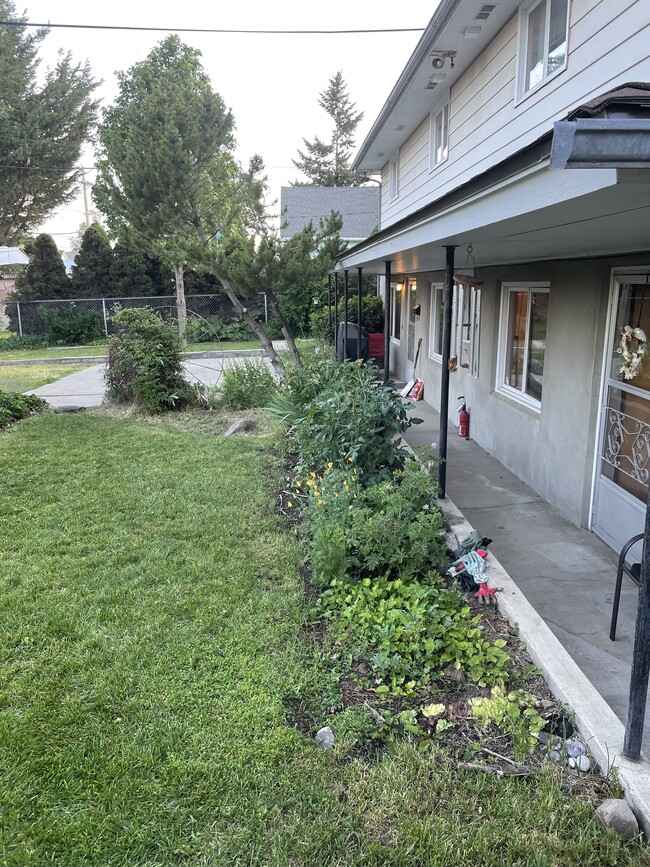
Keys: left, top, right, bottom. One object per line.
{"left": 263, "top": 293, "right": 268, "bottom": 324}
{"left": 16, "top": 301, "right": 23, "bottom": 337}
{"left": 101, "top": 299, "right": 109, "bottom": 336}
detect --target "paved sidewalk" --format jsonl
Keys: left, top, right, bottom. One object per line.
{"left": 401, "top": 398, "right": 647, "bottom": 739}
{"left": 26, "top": 354, "right": 277, "bottom": 410}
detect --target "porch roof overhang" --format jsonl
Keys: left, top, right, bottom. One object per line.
{"left": 336, "top": 134, "right": 650, "bottom": 277}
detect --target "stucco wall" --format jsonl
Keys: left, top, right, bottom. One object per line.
{"left": 390, "top": 255, "right": 650, "bottom": 527}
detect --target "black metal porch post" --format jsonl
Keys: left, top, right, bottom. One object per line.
{"left": 624, "top": 489, "right": 650, "bottom": 759}
{"left": 383, "top": 261, "right": 392, "bottom": 383}
{"left": 438, "top": 245, "right": 457, "bottom": 498}
{"left": 343, "top": 270, "right": 349, "bottom": 361}
{"left": 327, "top": 274, "right": 332, "bottom": 336}
{"left": 357, "top": 266, "right": 363, "bottom": 360}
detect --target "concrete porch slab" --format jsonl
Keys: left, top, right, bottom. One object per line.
{"left": 401, "top": 399, "right": 650, "bottom": 835}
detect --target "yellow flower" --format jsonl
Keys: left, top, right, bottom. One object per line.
{"left": 287, "top": 501, "right": 293, "bottom": 507}
{"left": 317, "top": 499, "right": 325, "bottom": 505}
{"left": 347, "top": 457, "right": 353, "bottom": 463}
{"left": 328, "top": 462, "right": 334, "bottom": 469}
{"left": 310, "top": 471, "right": 316, "bottom": 478}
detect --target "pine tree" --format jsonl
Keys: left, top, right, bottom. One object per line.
{"left": 109, "top": 242, "right": 158, "bottom": 297}
{"left": 0, "top": 1, "right": 99, "bottom": 244}
{"left": 12, "top": 234, "right": 70, "bottom": 300}
{"left": 71, "top": 223, "right": 113, "bottom": 298}
{"left": 292, "top": 72, "right": 364, "bottom": 187}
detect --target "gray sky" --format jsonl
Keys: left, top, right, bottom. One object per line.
{"left": 18, "top": 0, "right": 439, "bottom": 247}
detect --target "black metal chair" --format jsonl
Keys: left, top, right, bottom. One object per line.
{"left": 610, "top": 533, "right": 644, "bottom": 641}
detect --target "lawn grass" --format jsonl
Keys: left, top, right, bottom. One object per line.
{"left": 0, "top": 363, "right": 93, "bottom": 393}
{"left": 0, "top": 412, "right": 648, "bottom": 865}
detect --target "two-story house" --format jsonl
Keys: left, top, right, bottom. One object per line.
{"left": 336, "top": 0, "right": 650, "bottom": 554}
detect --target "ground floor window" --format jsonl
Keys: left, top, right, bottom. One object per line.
{"left": 498, "top": 283, "right": 549, "bottom": 406}
{"left": 457, "top": 283, "right": 481, "bottom": 377}
{"left": 428, "top": 283, "right": 444, "bottom": 358}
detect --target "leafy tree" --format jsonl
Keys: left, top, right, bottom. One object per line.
{"left": 292, "top": 71, "right": 364, "bottom": 187}
{"left": 94, "top": 35, "right": 237, "bottom": 345}
{"left": 109, "top": 241, "right": 157, "bottom": 298}
{"left": 0, "top": 1, "right": 99, "bottom": 244}
{"left": 71, "top": 222, "right": 113, "bottom": 298}
{"left": 95, "top": 36, "right": 302, "bottom": 377}
{"left": 12, "top": 234, "right": 70, "bottom": 300}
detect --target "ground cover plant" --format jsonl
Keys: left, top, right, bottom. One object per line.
{"left": 0, "top": 404, "right": 648, "bottom": 863}
{"left": 0, "top": 363, "right": 92, "bottom": 394}
{"left": 0, "top": 389, "right": 47, "bottom": 428}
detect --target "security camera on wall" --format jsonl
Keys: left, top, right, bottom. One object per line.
{"left": 431, "top": 56, "right": 445, "bottom": 70}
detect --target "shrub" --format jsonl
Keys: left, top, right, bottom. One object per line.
{"left": 0, "top": 335, "right": 49, "bottom": 352}
{"left": 105, "top": 308, "right": 190, "bottom": 412}
{"left": 310, "top": 295, "right": 384, "bottom": 341}
{"left": 185, "top": 314, "right": 255, "bottom": 344}
{"left": 0, "top": 390, "right": 47, "bottom": 428}
{"left": 274, "top": 358, "right": 418, "bottom": 484}
{"left": 219, "top": 359, "right": 277, "bottom": 410}
{"left": 38, "top": 306, "right": 103, "bottom": 345}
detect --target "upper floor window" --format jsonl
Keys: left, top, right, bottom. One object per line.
{"left": 518, "top": 0, "right": 568, "bottom": 98}
{"left": 430, "top": 102, "right": 449, "bottom": 169}
{"left": 389, "top": 156, "right": 400, "bottom": 201}
{"left": 497, "top": 283, "right": 549, "bottom": 407}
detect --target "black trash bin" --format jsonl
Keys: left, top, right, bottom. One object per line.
{"left": 336, "top": 322, "right": 369, "bottom": 362}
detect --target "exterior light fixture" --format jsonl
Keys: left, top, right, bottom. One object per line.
{"left": 431, "top": 51, "right": 457, "bottom": 70}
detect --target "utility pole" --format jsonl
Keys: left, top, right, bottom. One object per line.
{"left": 81, "top": 169, "right": 91, "bottom": 228}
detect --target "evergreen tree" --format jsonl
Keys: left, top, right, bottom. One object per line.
{"left": 109, "top": 241, "right": 157, "bottom": 297}
{"left": 0, "top": 1, "right": 99, "bottom": 244}
{"left": 71, "top": 223, "right": 113, "bottom": 298}
{"left": 292, "top": 72, "right": 364, "bottom": 187}
{"left": 12, "top": 234, "right": 70, "bottom": 300}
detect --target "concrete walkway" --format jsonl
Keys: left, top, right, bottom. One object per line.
{"left": 402, "top": 398, "right": 644, "bottom": 733}
{"left": 26, "top": 351, "right": 281, "bottom": 410}
{"left": 402, "top": 398, "right": 650, "bottom": 830}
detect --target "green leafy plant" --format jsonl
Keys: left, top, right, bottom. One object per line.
{"left": 219, "top": 359, "right": 278, "bottom": 410}
{"left": 0, "top": 390, "right": 47, "bottom": 428}
{"left": 185, "top": 314, "right": 255, "bottom": 344}
{"left": 309, "top": 294, "right": 385, "bottom": 341}
{"left": 38, "top": 305, "right": 103, "bottom": 346}
{"left": 319, "top": 575, "right": 510, "bottom": 695}
{"left": 105, "top": 308, "right": 191, "bottom": 413}
{"left": 0, "top": 335, "right": 50, "bottom": 352}
{"left": 470, "top": 686, "right": 547, "bottom": 759}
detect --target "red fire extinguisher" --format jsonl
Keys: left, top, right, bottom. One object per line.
{"left": 457, "top": 396, "right": 470, "bottom": 439}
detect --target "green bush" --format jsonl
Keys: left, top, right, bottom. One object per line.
{"left": 301, "top": 460, "right": 446, "bottom": 588}
{"left": 273, "top": 358, "right": 418, "bottom": 484}
{"left": 219, "top": 359, "right": 278, "bottom": 410}
{"left": 106, "top": 308, "right": 190, "bottom": 413}
{"left": 310, "top": 295, "right": 384, "bottom": 341}
{"left": 185, "top": 314, "right": 255, "bottom": 344}
{"left": 0, "top": 334, "right": 50, "bottom": 352}
{"left": 39, "top": 306, "right": 103, "bottom": 346}
{"left": 0, "top": 390, "right": 47, "bottom": 428}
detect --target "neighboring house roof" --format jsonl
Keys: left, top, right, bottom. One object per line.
{"left": 0, "top": 246, "right": 28, "bottom": 266}
{"left": 280, "top": 186, "right": 379, "bottom": 241}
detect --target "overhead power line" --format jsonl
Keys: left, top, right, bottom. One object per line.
{"left": 0, "top": 19, "right": 425, "bottom": 35}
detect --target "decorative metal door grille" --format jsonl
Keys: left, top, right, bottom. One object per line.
{"left": 602, "top": 404, "right": 650, "bottom": 487}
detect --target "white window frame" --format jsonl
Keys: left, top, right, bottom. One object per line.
{"left": 428, "top": 283, "right": 444, "bottom": 359}
{"left": 429, "top": 100, "right": 450, "bottom": 170}
{"left": 389, "top": 156, "right": 400, "bottom": 201}
{"left": 390, "top": 281, "right": 403, "bottom": 344}
{"left": 496, "top": 282, "right": 550, "bottom": 410}
{"left": 515, "top": 0, "right": 569, "bottom": 102}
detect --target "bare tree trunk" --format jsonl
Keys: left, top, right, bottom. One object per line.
{"left": 174, "top": 263, "right": 187, "bottom": 347}
{"left": 266, "top": 286, "right": 302, "bottom": 368}
{"left": 217, "top": 275, "right": 286, "bottom": 382}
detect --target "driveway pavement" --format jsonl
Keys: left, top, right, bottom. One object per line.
{"left": 27, "top": 354, "right": 276, "bottom": 409}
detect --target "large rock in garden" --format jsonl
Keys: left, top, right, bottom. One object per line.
{"left": 595, "top": 799, "right": 639, "bottom": 840}
{"left": 315, "top": 726, "right": 335, "bottom": 749}
{"left": 223, "top": 418, "right": 255, "bottom": 437}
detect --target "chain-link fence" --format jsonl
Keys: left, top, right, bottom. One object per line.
{"left": 4, "top": 293, "right": 268, "bottom": 337}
